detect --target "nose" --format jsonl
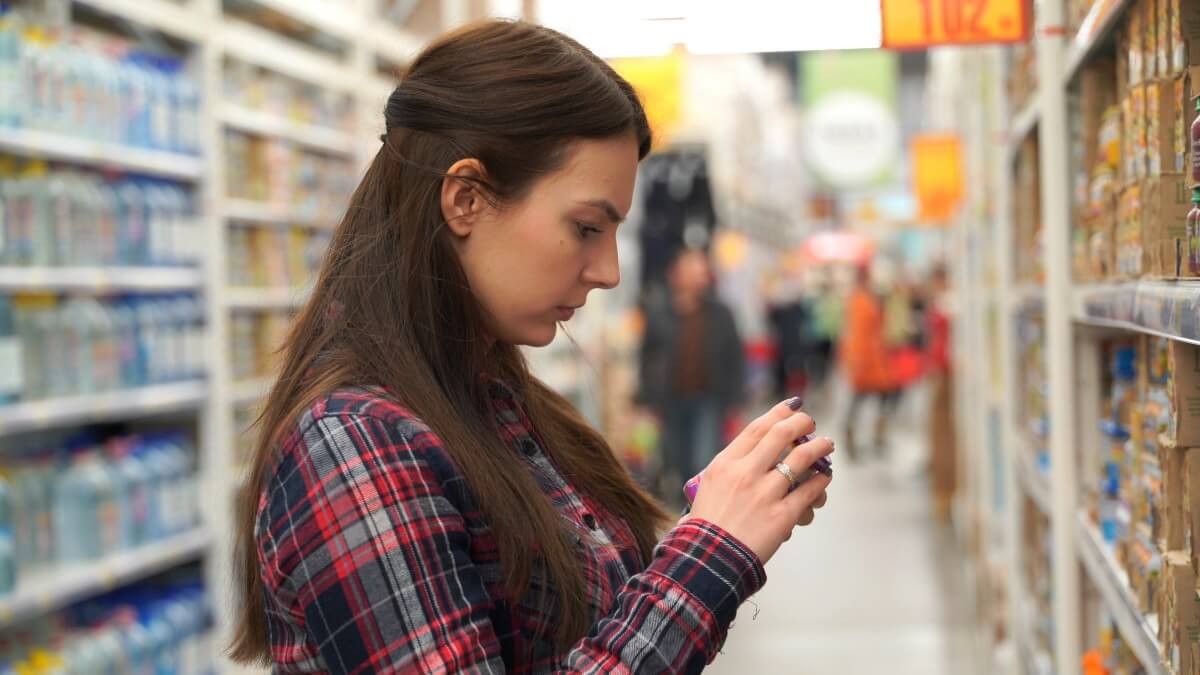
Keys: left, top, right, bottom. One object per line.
{"left": 582, "top": 236, "right": 620, "bottom": 290}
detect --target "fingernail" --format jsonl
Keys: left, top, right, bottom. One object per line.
{"left": 795, "top": 434, "right": 813, "bottom": 446}
{"left": 785, "top": 396, "right": 804, "bottom": 411}
{"left": 683, "top": 475, "right": 701, "bottom": 505}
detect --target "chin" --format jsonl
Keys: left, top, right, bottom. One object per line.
{"left": 518, "top": 322, "right": 559, "bottom": 348}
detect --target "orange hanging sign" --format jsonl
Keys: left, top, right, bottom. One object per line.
{"left": 881, "top": 0, "right": 1030, "bottom": 48}
{"left": 911, "top": 134, "right": 964, "bottom": 224}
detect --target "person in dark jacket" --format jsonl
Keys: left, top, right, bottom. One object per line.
{"left": 637, "top": 248, "right": 747, "bottom": 493}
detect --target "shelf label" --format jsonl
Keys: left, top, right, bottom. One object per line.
{"left": 882, "top": 0, "right": 1031, "bottom": 48}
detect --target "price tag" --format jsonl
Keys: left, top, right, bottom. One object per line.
{"left": 882, "top": 0, "right": 1030, "bottom": 48}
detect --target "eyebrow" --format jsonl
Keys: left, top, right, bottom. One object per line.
{"left": 578, "top": 199, "right": 625, "bottom": 225}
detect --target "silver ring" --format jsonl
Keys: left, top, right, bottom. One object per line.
{"left": 774, "top": 462, "right": 798, "bottom": 487}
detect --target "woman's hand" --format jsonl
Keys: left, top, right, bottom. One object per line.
{"left": 685, "top": 399, "right": 834, "bottom": 563}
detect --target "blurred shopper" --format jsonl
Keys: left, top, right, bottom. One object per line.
{"left": 766, "top": 274, "right": 812, "bottom": 400}
{"left": 637, "top": 247, "right": 747, "bottom": 494}
{"left": 231, "top": 21, "right": 833, "bottom": 674}
{"left": 808, "top": 279, "right": 842, "bottom": 390}
{"left": 882, "top": 278, "right": 925, "bottom": 410}
{"left": 841, "top": 264, "right": 895, "bottom": 460}
{"left": 926, "top": 264, "right": 957, "bottom": 522}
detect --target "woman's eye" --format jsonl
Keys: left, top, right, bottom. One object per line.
{"left": 576, "top": 222, "right": 603, "bottom": 238}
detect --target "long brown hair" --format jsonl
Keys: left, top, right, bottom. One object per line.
{"left": 230, "top": 19, "right": 669, "bottom": 664}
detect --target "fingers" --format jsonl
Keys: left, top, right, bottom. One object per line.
{"left": 797, "top": 508, "right": 816, "bottom": 527}
{"left": 812, "top": 489, "right": 828, "bottom": 510}
{"left": 723, "top": 397, "right": 805, "bottom": 458}
{"left": 748, "top": 412, "right": 817, "bottom": 471}
{"left": 781, "top": 473, "right": 833, "bottom": 522}
{"left": 766, "top": 436, "right": 833, "bottom": 494}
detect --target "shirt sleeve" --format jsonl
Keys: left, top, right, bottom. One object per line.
{"left": 259, "top": 411, "right": 767, "bottom": 675}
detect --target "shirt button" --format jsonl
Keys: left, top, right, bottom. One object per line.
{"left": 582, "top": 513, "right": 598, "bottom": 530}
{"left": 520, "top": 440, "right": 539, "bottom": 457}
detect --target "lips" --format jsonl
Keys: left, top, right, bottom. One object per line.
{"left": 556, "top": 307, "right": 576, "bottom": 321}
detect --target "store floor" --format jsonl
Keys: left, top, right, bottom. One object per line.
{"left": 705, "top": 384, "right": 989, "bottom": 675}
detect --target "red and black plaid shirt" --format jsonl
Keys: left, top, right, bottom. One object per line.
{"left": 256, "top": 383, "right": 767, "bottom": 674}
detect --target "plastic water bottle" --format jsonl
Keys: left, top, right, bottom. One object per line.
{"left": 173, "top": 69, "right": 200, "bottom": 155}
{"left": 137, "top": 438, "right": 168, "bottom": 540}
{"left": 0, "top": 294, "right": 23, "bottom": 404}
{"left": 0, "top": 471, "right": 17, "bottom": 594}
{"left": 53, "top": 440, "right": 101, "bottom": 561}
{"left": 116, "top": 182, "right": 148, "bottom": 265}
{"left": 143, "top": 183, "right": 171, "bottom": 266}
{"left": 0, "top": 6, "right": 23, "bottom": 129}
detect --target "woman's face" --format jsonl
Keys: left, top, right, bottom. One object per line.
{"left": 445, "top": 135, "right": 639, "bottom": 347}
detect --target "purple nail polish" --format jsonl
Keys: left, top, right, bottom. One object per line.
{"left": 795, "top": 434, "right": 813, "bottom": 446}
{"left": 785, "top": 396, "right": 804, "bottom": 411}
{"left": 683, "top": 474, "right": 701, "bottom": 504}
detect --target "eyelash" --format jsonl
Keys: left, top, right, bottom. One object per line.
{"left": 576, "top": 222, "right": 604, "bottom": 238}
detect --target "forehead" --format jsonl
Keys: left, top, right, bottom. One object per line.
{"left": 534, "top": 136, "right": 640, "bottom": 212}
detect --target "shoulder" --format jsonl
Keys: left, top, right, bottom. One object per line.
{"left": 274, "top": 387, "right": 463, "bottom": 490}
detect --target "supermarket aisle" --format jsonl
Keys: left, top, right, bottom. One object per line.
{"left": 707, "top": 394, "right": 986, "bottom": 675}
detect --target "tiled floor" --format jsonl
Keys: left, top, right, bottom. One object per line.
{"left": 704, "top": 387, "right": 989, "bottom": 675}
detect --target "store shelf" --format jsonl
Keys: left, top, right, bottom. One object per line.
{"left": 1016, "top": 592, "right": 1053, "bottom": 675}
{"left": 226, "top": 286, "right": 308, "bottom": 310}
{"left": 75, "top": 0, "right": 207, "bottom": 43}
{"left": 0, "top": 266, "right": 203, "bottom": 292}
{"left": 0, "top": 381, "right": 208, "bottom": 437}
{"left": 0, "top": 529, "right": 209, "bottom": 628}
{"left": 218, "top": 19, "right": 357, "bottom": 93}
{"left": 1008, "top": 283, "right": 1044, "bottom": 313}
{"left": 223, "top": 199, "right": 334, "bottom": 229}
{"left": 0, "top": 127, "right": 204, "bottom": 180}
{"left": 1016, "top": 452, "right": 1051, "bottom": 516}
{"left": 1064, "top": 0, "right": 1134, "bottom": 84}
{"left": 1073, "top": 281, "right": 1200, "bottom": 346}
{"left": 232, "top": 376, "right": 273, "bottom": 406}
{"left": 1076, "top": 513, "right": 1168, "bottom": 675}
{"left": 219, "top": 105, "right": 357, "bottom": 156}
{"left": 1008, "top": 98, "right": 1040, "bottom": 159}
{"left": 368, "top": 24, "right": 427, "bottom": 67}
{"left": 247, "top": 0, "right": 362, "bottom": 41}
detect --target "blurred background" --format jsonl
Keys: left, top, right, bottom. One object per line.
{"left": 0, "top": 0, "right": 1193, "bottom": 673}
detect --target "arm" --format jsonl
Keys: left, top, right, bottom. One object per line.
{"left": 262, "top": 411, "right": 766, "bottom": 674}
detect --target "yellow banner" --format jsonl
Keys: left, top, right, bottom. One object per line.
{"left": 882, "top": 0, "right": 1030, "bottom": 48}
{"left": 611, "top": 51, "right": 685, "bottom": 148}
{"left": 911, "top": 134, "right": 964, "bottom": 224}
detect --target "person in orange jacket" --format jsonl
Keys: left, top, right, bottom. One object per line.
{"left": 840, "top": 264, "right": 897, "bottom": 459}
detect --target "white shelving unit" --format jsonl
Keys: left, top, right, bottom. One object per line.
{"left": 218, "top": 105, "right": 358, "bottom": 156}
{"left": 0, "top": 381, "right": 209, "bottom": 436}
{"left": 223, "top": 199, "right": 334, "bottom": 229}
{"left": 1016, "top": 451, "right": 1052, "bottom": 517}
{"left": 225, "top": 286, "right": 309, "bottom": 310}
{"left": 0, "top": 127, "right": 204, "bottom": 180}
{"left": 0, "top": 529, "right": 210, "bottom": 628}
{"left": 955, "top": 0, "right": 1200, "bottom": 670}
{"left": 0, "top": 1, "right": 496, "bottom": 668}
{"left": 1075, "top": 513, "right": 1168, "bottom": 674}
{"left": 0, "top": 266, "right": 204, "bottom": 292}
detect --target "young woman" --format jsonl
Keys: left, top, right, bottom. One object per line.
{"left": 230, "top": 20, "right": 834, "bottom": 674}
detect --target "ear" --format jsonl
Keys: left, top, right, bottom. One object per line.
{"left": 441, "top": 158, "right": 489, "bottom": 238}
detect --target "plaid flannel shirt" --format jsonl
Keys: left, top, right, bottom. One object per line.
{"left": 257, "top": 384, "right": 767, "bottom": 674}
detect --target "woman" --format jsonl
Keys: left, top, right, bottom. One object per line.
{"left": 230, "top": 20, "right": 834, "bottom": 674}
{"left": 840, "top": 264, "right": 895, "bottom": 459}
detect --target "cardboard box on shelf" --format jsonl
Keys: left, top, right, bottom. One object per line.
{"left": 1143, "top": 173, "right": 1192, "bottom": 277}
{"left": 1088, "top": 206, "right": 1118, "bottom": 278}
{"left": 1134, "top": 0, "right": 1147, "bottom": 85}
{"left": 1159, "top": 341, "right": 1200, "bottom": 448}
{"left": 1117, "top": 183, "right": 1145, "bottom": 277}
{"left": 1186, "top": 449, "right": 1200, "bottom": 570}
{"left": 1163, "top": 445, "right": 1190, "bottom": 550}
{"left": 1149, "top": 0, "right": 1163, "bottom": 81}
{"left": 1173, "top": 0, "right": 1187, "bottom": 72}
{"left": 1160, "top": 551, "right": 1200, "bottom": 674}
